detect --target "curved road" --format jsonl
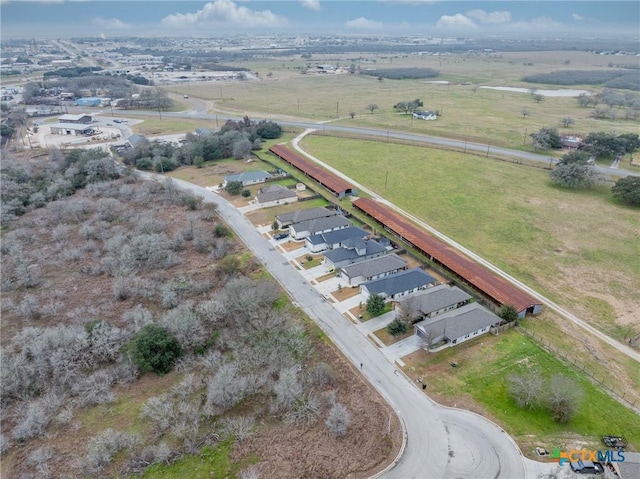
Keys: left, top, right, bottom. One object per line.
{"left": 134, "top": 170, "right": 554, "bottom": 479}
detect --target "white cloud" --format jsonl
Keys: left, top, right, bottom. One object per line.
{"left": 345, "top": 17, "right": 384, "bottom": 29}
{"left": 92, "top": 17, "right": 131, "bottom": 30}
{"left": 300, "top": 0, "right": 320, "bottom": 11}
{"left": 572, "top": 13, "right": 584, "bottom": 21}
{"left": 466, "top": 9, "right": 511, "bottom": 24}
{"left": 436, "top": 14, "right": 477, "bottom": 30}
{"left": 161, "top": 0, "right": 287, "bottom": 29}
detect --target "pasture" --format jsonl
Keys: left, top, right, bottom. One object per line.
{"left": 171, "top": 50, "right": 640, "bottom": 152}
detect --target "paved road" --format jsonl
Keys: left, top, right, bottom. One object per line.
{"left": 107, "top": 103, "right": 639, "bottom": 178}
{"left": 135, "top": 170, "right": 554, "bottom": 479}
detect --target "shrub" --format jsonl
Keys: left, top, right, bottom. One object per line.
{"left": 386, "top": 318, "right": 408, "bottom": 337}
{"left": 326, "top": 402, "right": 350, "bottom": 437}
{"left": 127, "top": 324, "right": 183, "bottom": 375}
{"left": 225, "top": 180, "right": 243, "bottom": 195}
{"left": 366, "top": 294, "right": 386, "bottom": 317}
{"left": 241, "top": 189, "right": 251, "bottom": 198}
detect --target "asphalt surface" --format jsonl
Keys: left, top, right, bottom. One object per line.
{"left": 135, "top": 170, "right": 556, "bottom": 479}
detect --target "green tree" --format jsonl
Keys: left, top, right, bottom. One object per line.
{"left": 498, "top": 304, "right": 519, "bottom": 323}
{"left": 241, "top": 189, "right": 251, "bottom": 198}
{"left": 256, "top": 120, "right": 282, "bottom": 139}
{"left": 583, "top": 132, "right": 625, "bottom": 159}
{"left": 612, "top": 176, "right": 640, "bottom": 206}
{"left": 127, "top": 324, "right": 183, "bottom": 375}
{"left": 366, "top": 294, "right": 385, "bottom": 317}
{"left": 225, "top": 180, "right": 243, "bottom": 195}
{"left": 530, "top": 127, "right": 562, "bottom": 150}
{"left": 386, "top": 318, "right": 408, "bottom": 337}
{"left": 550, "top": 151, "right": 603, "bottom": 189}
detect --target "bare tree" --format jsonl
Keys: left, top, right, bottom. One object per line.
{"left": 326, "top": 402, "right": 350, "bottom": 437}
{"left": 560, "top": 117, "right": 575, "bottom": 128}
{"left": 533, "top": 94, "right": 544, "bottom": 103}
{"left": 507, "top": 372, "right": 544, "bottom": 410}
{"left": 547, "top": 373, "right": 583, "bottom": 423}
{"left": 366, "top": 104, "right": 379, "bottom": 114}
{"left": 521, "top": 108, "right": 531, "bottom": 119}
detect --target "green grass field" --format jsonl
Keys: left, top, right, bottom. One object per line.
{"left": 408, "top": 329, "right": 640, "bottom": 453}
{"left": 298, "top": 135, "right": 640, "bottom": 337}
{"left": 172, "top": 51, "right": 640, "bottom": 152}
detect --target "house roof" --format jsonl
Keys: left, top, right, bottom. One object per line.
{"left": 276, "top": 207, "right": 335, "bottom": 226}
{"left": 256, "top": 184, "right": 297, "bottom": 203}
{"left": 324, "top": 238, "right": 386, "bottom": 263}
{"left": 291, "top": 215, "right": 351, "bottom": 234}
{"left": 306, "top": 226, "right": 368, "bottom": 246}
{"left": 58, "top": 113, "right": 91, "bottom": 121}
{"left": 269, "top": 145, "right": 356, "bottom": 197}
{"left": 362, "top": 267, "right": 436, "bottom": 296}
{"left": 353, "top": 198, "right": 542, "bottom": 314}
{"left": 414, "top": 303, "right": 501, "bottom": 341}
{"left": 224, "top": 170, "right": 272, "bottom": 183}
{"left": 341, "top": 254, "right": 407, "bottom": 279}
{"left": 49, "top": 123, "right": 93, "bottom": 131}
{"left": 399, "top": 284, "right": 472, "bottom": 316}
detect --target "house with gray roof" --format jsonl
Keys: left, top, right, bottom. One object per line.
{"left": 289, "top": 215, "right": 351, "bottom": 240}
{"left": 255, "top": 184, "right": 298, "bottom": 208}
{"left": 275, "top": 207, "right": 336, "bottom": 229}
{"left": 224, "top": 170, "right": 272, "bottom": 187}
{"left": 340, "top": 254, "right": 407, "bottom": 286}
{"left": 398, "top": 284, "right": 472, "bottom": 321}
{"left": 305, "top": 226, "right": 368, "bottom": 253}
{"left": 324, "top": 238, "right": 388, "bottom": 270}
{"left": 360, "top": 267, "right": 437, "bottom": 301}
{"left": 414, "top": 303, "right": 501, "bottom": 349}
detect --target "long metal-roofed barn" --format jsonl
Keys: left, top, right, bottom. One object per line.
{"left": 353, "top": 198, "right": 543, "bottom": 318}
{"left": 269, "top": 145, "right": 357, "bottom": 199}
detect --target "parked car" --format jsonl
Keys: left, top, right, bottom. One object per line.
{"left": 570, "top": 460, "right": 604, "bottom": 475}
{"left": 603, "top": 436, "right": 627, "bottom": 449}
{"left": 274, "top": 233, "right": 289, "bottom": 240}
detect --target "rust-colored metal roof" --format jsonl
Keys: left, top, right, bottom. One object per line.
{"left": 353, "top": 198, "right": 542, "bottom": 313}
{"left": 269, "top": 145, "right": 355, "bottom": 196}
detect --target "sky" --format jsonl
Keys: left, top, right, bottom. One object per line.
{"left": 1, "top": 0, "right": 639, "bottom": 39}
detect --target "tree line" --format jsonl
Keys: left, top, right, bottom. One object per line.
{"left": 523, "top": 69, "right": 640, "bottom": 91}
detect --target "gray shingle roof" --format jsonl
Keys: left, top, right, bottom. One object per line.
{"left": 340, "top": 254, "right": 407, "bottom": 279}
{"left": 306, "top": 226, "right": 368, "bottom": 246}
{"left": 256, "top": 184, "right": 297, "bottom": 203}
{"left": 276, "top": 207, "right": 335, "bottom": 226}
{"left": 291, "top": 215, "right": 351, "bottom": 235}
{"left": 414, "top": 303, "right": 501, "bottom": 341}
{"left": 224, "top": 170, "right": 272, "bottom": 184}
{"left": 362, "top": 267, "right": 436, "bottom": 296}
{"left": 324, "top": 239, "right": 386, "bottom": 263}
{"left": 399, "top": 284, "right": 472, "bottom": 316}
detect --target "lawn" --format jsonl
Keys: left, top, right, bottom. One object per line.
{"left": 298, "top": 135, "right": 640, "bottom": 338}
{"left": 404, "top": 329, "right": 640, "bottom": 455}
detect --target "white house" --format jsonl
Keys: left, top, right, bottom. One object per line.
{"left": 254, "top": 184, "right": 298, "bottom": 208}
{"left": 223, "top": 170, "right": 272, "bottom": 187}
{"left": 414, "top": 303, "right": 501, "bottom": 349}
{"left": 340, "top": 254, "right": 407, "bottom": 286}
{"left": 412, "top": 110, "right": 437, "bottom": 120}
{"left": 398, "top": 284, "right": 472, "bottom": 320}
{"left": 360, "top": 268, "right": 437, "bottom": 301}
{"left": 289, "top": 215, "right": 351, "bottom": 240}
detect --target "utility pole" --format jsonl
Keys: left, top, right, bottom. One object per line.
{"left": 523, "top": 128, "right": 527, "bottom": 146}
{"left": 486, "top": 141, "right": 490, "bottom": 157}
{"left": 336, "top": 101, "right": 339, "bottom": 117}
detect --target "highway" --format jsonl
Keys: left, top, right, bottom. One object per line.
{"left": 135, "top": 170, "right": 555, "bottom": 479}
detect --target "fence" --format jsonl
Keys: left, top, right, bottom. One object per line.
{"left": 519, "top": 327, "right": 639, "bottom": 414}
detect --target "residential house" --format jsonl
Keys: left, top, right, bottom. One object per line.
{"left": 339, "top": 254, "right": 407, "bottom": 286}
{"left": 414, "top": 303, "right": 501, "bottom": 348}
{"left": 223, "top": 170, "right": 272, "bottom": 187}
{"left": 360, "top": 267, "right": 437, "bottom": 301}
{"left": 412, "top": 110, "right": 437, "bottom": 120}
{"left": 255, "top": 184, "right": 298, "bottom": 208}
{"left": 275, "top": 206, "right": 336, "bottom": 229}
{"left": 289, "top": 215, "right": 351, "bottom": 240}
{"left": 398, "top": 284, "right": 472, "bottom": 320}
{"left": 305, "top": 226, "right": 368, "bottom": 253}
{"left": 324, "top": 238, "right": 388, "bottom": 270}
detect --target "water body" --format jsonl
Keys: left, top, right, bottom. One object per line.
{"left": 479, "top": 86, "right": 590, "bottom": 97}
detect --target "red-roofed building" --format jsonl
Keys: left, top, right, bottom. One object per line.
{"left": 353, "top": 198, "right": 542, "bottom": 317}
